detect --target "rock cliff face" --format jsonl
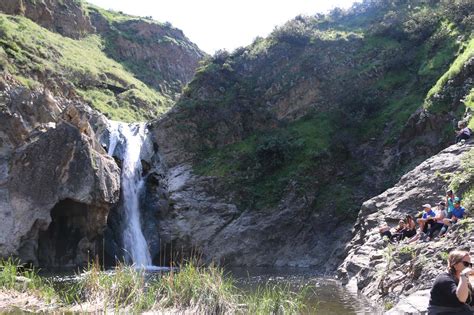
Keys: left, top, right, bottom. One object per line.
{"left": 0, "top": 1, "right": 205, "bottom": 121}
{"left": 139, "top": 161, "right": 353, "bottom": 268}
{"left": 0, "top": 0, "right": 472, "bottom": 285}
{"left": 0, "top": 74, "right": 120, "bottom": 267}
{"left": 337, "top": 143, "right": 473, "bottom": 312}
{"left": 145, "top": 1, "right": 473, "bottom": 270}
{"left": 0, "top": 0, "right": 94, "bottom": 39}
{"left": 88, "top": 6, "right": 206, "bottom": 99}
{"left": 150, "top": 108, "right": 354, "bottom": 267}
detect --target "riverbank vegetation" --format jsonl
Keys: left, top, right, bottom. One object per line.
{"left": 0, "top": 259, "right": 312, "bottom": 314}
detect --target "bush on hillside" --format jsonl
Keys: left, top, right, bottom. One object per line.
{"left": 256, "top": 135, "right": 294, "bottom": 174}
{"left": 441, "top": 0, "right": 474, "bottom": 30}
{"left": 272, "top": 19, "right": 311, "bottom": 46}
{"left": 403, "top": 7, "right": 440, "bottom": 42}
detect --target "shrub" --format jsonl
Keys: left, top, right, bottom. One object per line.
{"left": 272, "top": 19, "right": 311, "bottom": 46}
{"left": 256, "top": 135, "right": 293, "bottom": 174}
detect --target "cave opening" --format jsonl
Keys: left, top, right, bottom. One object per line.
{"left": 38, "top": 199, "right": 95, "bottom": 269}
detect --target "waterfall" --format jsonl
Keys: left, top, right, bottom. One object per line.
{"left": 107, "top": 121, "right": 152, "bottom": 267}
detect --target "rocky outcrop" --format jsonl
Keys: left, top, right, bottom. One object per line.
{"left": 397, "top": 56, "right": 474, "bottom": 164}
{"left": 337, "top": 142, "right": 473, "bottom": 312}
{"left": 88, "top": 7, "right": 206, "bottom": 99}
{"left": 143, "top": 157, "right": 353, "bottom": 268}
{"left": 0, "top": 0, "right": 94, "bottom": 39}
{"left": 0, "top": 75, "right": 120, "bottom": 267}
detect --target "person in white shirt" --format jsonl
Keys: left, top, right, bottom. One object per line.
{"left": 427, "top": 201, "right": 447, "bottom": 240}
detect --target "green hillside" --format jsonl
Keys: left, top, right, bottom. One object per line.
{"left": 168, "top": 0, "right": 473, "bottom": 216}
{"left": 0, "top": 14, "right": 171, "bottom": 121}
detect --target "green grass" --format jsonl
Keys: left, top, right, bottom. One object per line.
{"left": 448, "top": 148, "right": 474, "bottom": 213}
{"left": 244, "top": 283, "right": 310, "bottom": 314}
{"left": 86, "top": 4, "right": 163, "bottom": 26}
{"left": 0, "top": 258, "right": 56, "bottom": 303}
{"left": 0, "top": 14, "right": 171, "bottom": 121}
{"left": 0, "top": 259, "right": 312, "bottom": 313}
{"left": 417, "top": 21, "right": 460, "bottom": 78}
{"left": 79, "top": 262, "right": 312, "bottom": 313}
{"left": 362, "top": 92, "right": 425, "bottom": 143}
{"left": 195, "top": 113, "right": 334, "bottom": 209}
{"left": 424, "top": 36, "right": 474, "bottom": 112}
{"left": 357, "top": 23, "right": 463, "bottom": 143}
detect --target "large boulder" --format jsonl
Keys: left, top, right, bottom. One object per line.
{"left": 0, "top": 77, "right": 120, "bottom": 267}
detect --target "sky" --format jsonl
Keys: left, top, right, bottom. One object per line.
{"left": 87, "top": 0, "right": 361, "bottom": 54}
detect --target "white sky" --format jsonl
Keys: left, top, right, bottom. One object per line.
{"left": 87, "top": 0, "right": 360, "bottom": 54}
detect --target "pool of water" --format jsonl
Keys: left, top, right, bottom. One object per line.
{"left": 43, "top": 266, "right": 380, "bottom": 314}
{"left": 228, "top": 267, "right": 380, "bottom": 315}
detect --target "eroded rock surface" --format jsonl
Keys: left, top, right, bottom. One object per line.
{"left": 88, "top": 8, "right": 206, "bottom": 99}
{"left": 0, "top": 0, "right": 94, "bottom": 39}
{"left": 144, "top": 154, "right": 352, "bottom": 268}
{"left": 0, "top": 75, "right": 120, "bottom": 267}
{"left": 338, "top": 143, "right": 473, "bottom": 312}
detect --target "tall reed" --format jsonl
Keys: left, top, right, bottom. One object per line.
{"left": 0, "top": 258, "right": 56, "bottom": 302}
{"left": 1, "top": 258, "right": 313, "bottom": 314}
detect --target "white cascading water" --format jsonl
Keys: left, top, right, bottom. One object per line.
{"left": 108, "top": 121, "right": 152, "bottom": 267}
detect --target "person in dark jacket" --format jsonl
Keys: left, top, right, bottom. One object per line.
{"left": 428, "top": 249, "right": 474, "bottom": 314}
{"left": 455, "top": 121, "right": 471, "bottom": 143}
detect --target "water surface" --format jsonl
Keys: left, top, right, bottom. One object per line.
{"left": 228, "top": 267, "right": 380, "bottom": 315}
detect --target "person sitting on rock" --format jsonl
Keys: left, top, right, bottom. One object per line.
{"left": 391, "top": 219, "right": 407, "bottom": 243}
{"left": 455, "top": 121, "right": 471, "bottom": 144}
{"left": 427, "top": 249, "right": 474, "bottom": 314}
{"left": 378, "top": 219, "right": 405, "bottom": 243}
{"left": 401, "top": 214, "right": 417, "bottom": 241}
{"left": 426, "top": 201, "right": 447, "bottom": 241}
{"left": 439, "top": 197, "right": 466, "bottom": 237}
{"left": 446, "top": 190, "right": 456, "bottom": 215}
{"left": 407, "top": 204, "right": 436, "bottom": 243}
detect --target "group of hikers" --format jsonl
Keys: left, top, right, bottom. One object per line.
{"left": 378, "top": 190, "right": 472, "bottom": 314}
{"left": 379, "top": 190, "right": 466, "bottom": 244}
{"left": 428, "top": 122, "right": 472, "bottom": 314}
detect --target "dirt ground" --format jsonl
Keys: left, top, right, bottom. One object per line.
{"left": 0, "top": 289, "right": 58, "bottom": 313}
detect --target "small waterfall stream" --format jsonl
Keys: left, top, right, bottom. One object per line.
{"left": 108, "top": 121, "right": 152, "bottom": 267}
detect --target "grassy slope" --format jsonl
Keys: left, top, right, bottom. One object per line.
{"left": 85, "top": 4, "right": 204, "bottom": 99}
{"left": 190, "top": 1, "right": 472, "bottom": 217}
{"left": 424, "top": 36, "right": 474, "bottom": 120}
{"left": 0, "top": 14, "right": 171, "bottom": 122}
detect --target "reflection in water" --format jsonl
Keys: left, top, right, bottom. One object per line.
{"left": 228, "top": 267, "right": 381, "bottom": 315}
